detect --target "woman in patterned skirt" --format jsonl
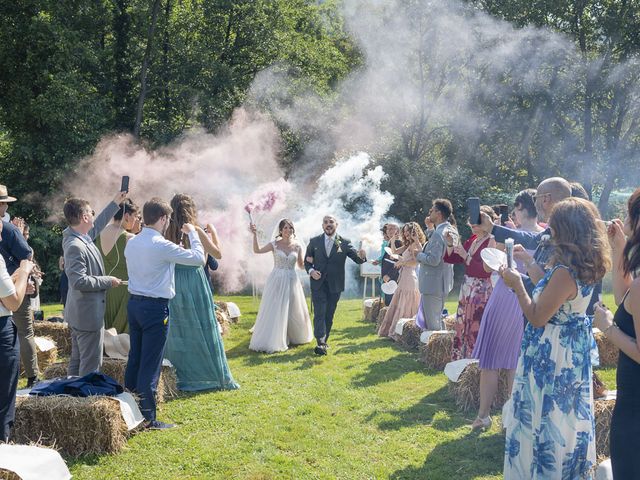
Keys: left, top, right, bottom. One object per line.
{"left": 444, "top": 205, "right": 496, "bottom": 360}
{"left": 501, "top": 198, "right": 610, "bottom": 479}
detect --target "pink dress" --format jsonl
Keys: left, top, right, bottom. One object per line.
{"left": 377, "top": 246, "right": 421, "bottom": 338}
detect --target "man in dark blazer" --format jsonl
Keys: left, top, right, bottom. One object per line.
{"left": 304, "top": 215, "right": 366, "bottom": 355}
{"left": 63, "top": 191, "right": 126, "bottom": 376}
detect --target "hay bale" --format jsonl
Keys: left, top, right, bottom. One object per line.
{"left": 13, "top": 395, "right": 129, "bottom": 456}
{"left": 33, "top": 321, "right": 71, "bottom": 357}
{"left": 397, "top": 319, "right": 422, "bottom": 351}
{"left": 0, "top": 468, "right": 21, "bottom": 480}
{"left": 363, "top": 299, "right": 373, "bottom": 322}
{"left": 214, "top": 301, "right": 230, "bottom": 318}
{"left": 594, "top": 398, "right": 615, "bottom": 460}
{"left": 594, "top": 330, "right": 619, "bottom": 368}
{"left": 35, "top": 337, "right": 58, "bottom": 372}
{"left": 447, "top": 362, "right": 510, "bottom": 413}
{"left": 43, "top": 358, "right": 177, "bottom": 403}
{"left": 376, "top": 306, "right": 389, "bottom": 330}
{"left": 371, "top": 298, "right": 383, "bottom": 322}
{"left": 20, "top": 337, "right": 58, "bottom": 377}
{"left": 420, "top": 331, "right": 455, "bottom": 370}
{"left": 443, "top": 314, "right": 456, "bottom": 331}
{"left": 215, "top": 308, "right": 231, "bottom": 337}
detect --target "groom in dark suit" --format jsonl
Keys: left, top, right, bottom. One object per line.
{"left": 304, "top": 216, "right": 366, "bottom": 355}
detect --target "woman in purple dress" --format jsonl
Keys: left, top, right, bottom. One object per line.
{"left": 470, "top": 189, "right": 543, "bottom": 430}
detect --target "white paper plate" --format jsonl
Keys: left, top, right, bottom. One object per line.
{"left": 480, "top": 247, "right": 507, "bottom": 271}
{"left": 381, "top": 280, "right": 398, "bottom": 295}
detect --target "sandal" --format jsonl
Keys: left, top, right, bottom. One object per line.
{"left": 471, "top": 416, "right": 492, "bottom": 431}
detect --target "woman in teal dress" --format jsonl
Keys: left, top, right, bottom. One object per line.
{"left": 164, "top": 194, "right": 239, "bottom": 391}
{"left": 500, "top": 198, "right": 610, "bottom": 480}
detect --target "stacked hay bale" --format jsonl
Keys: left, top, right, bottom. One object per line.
{"left": 397, "top": 319, "right": 422, "bottom": 351}
{"left": 214, "top": 303, "right": 231, "bottom": 336}
{"left": 0, "top": 468, "right": 20, "bottom": 480}
{"left": 594, "top": 330, "right": 619, "bottom": 367}
{"left": 371, "top": 298, "right": 383, "bottom": 324}
{"left": 376, "top": 306, "right": 388, "bottom": 331}
{"left": 363, "top": 299, "right": 374, "bottom": 322}
{"left": 420, "top": 331, "right": 455, "bottom": 370}
{"left": 33, "top": 321, "right": 71, "bottom": 356}
{"left": 443, "top": 314, "right": 456, "bottom": 331}
{"left": 448, "top": 362, "right": 510, "bottom": 412}
{"left": 594, "top": 397, "right": 615, "bottom": 460}
{"left": 21, "top": 337, "right": 58, "bottom": 376}
{"left": 43, "top": 358, "right": 178, "bottom": 402}
{"left": 13, "top": 395, "right": 129, "bottom": 456}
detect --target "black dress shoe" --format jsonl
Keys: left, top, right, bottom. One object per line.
{"left": 314, "top": 345, "right": 327, "bottom": 356}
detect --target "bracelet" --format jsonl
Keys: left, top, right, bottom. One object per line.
{"left": 603, "top": 323, "right": 618, "bottom": 335}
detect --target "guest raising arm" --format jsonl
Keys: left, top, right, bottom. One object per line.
{"left": 500, "top": 197, "right": 610, "bottom": 480}
{"left": 592, "top": 187, "right": 640, "bottom": 479}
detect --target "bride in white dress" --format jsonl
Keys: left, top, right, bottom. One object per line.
{"left": 249, "top": 219, "right": 313, "bottom": 353}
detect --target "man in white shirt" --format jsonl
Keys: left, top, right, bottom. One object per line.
{"left": 124, "top": 198, "right": 205, "bottom": 429}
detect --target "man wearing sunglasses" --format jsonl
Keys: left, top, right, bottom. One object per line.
{"left": 62, "top": 191, "right": 128, "bottom": 377}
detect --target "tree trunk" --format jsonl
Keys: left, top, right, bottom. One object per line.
{"left": 133, "top": 0, "right": 162, "bottom": 138}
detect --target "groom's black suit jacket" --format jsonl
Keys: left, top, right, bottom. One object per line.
{"left": 304, "top": 234, "right": 365, "bottom": 293}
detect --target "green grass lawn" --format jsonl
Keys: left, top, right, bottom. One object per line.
{"left": 39, "top": 293, "right": 616, "bottom": 479}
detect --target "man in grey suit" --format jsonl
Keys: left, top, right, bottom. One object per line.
{"left": 63, "top": 191, "right": 127, "bottom": 376}
{"left": 416, "top": 199, "right": 455, "bottom": 330}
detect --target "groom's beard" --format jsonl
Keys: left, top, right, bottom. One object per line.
{"left": 323, "top": 227, "right": 335, "bottom": 236}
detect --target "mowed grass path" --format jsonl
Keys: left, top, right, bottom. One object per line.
{"left": 55, "top": 294, "right": 616, "bottom": 479}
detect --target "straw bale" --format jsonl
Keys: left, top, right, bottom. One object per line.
{"left": 370, "top": 298, "right": 382, "bottom": 323}
{"left": 215, "top": 308, "right": 231, "bottom": 336}
{"left": 594, "top": 398, "right": 615, "bottom": 460}
{"left": 443, "top": 314, "right": 456, "bottom": 331}
{"left": 363, "top": 304, "right": 373, "bottom": 322}
{"left": 594, "top": 331, "right": 619, "bottom": 368}
{"left": 214, "top": 301, "right": 230, "bottom": 318}
{"left": 376, "top": 307, "right": 389, "bottom": 330}
{"left": 43, "top": 358, "right": 178, "bottom": 403}
{"left": 397, "top": 320, "right": 422, "bottom": 351}
{"left": 447, "top": 362, "right": 510, "bottom": 413}
{"left": 420, "top": 331, "right": 455, "bottom": 370}
{"left": 33, "top": 321, "right": 71, "bottom": 356}
{"left": 20, "top": 337, "right": 58, "bottom": 377}
{"left": 0, "top": 468, "right": 21, "bottom": 480}
{"left": 13, "top": 395, "right": 129, "bottom": 456}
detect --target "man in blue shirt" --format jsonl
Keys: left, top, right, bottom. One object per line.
{"left": 124, "top": 198, "right": 205, "bottom": 429}
{"left": 0, "top": 185, "right": 36, "bottom": 386}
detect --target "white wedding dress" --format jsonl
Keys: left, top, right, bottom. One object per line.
{"left": 249, "top": 242, "right": 313, "bottom": 353}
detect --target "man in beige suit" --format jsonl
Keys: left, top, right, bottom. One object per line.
{"left": 63, "top": 191, "right": 127, "bottom": 376}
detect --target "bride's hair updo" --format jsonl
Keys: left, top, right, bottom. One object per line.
{"left": 276, "top": 218, "right": 296, "bottom": 239}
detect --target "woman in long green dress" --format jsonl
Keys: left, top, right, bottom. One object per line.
{"left": 95, "top": 199, "right": 140, "bottom": 333}
{"left": 163, "top": 194, "right": 239, "bottom": 391}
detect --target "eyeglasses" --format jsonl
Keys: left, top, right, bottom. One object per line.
{"left": 84, "top": 209, "right": 95, "bottom": 217}
{"left": 532, "top": 193, "right": 551, "bottom": 202}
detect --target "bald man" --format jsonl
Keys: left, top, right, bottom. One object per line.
{"left": 480, "top": 176, "right": 571, "bottom": 295}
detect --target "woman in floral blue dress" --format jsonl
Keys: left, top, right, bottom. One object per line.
{"left": 501, "top": 198, "right": 610, "bottom": 480}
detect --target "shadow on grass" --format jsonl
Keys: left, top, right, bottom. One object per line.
{"left": 351, "top": 352, "right": 421, "bottom": 388}
{"left": 367, "top": 385, "right": 465, "bottom": 432}
{"left": 389, "top": 431, "right": 505, "bottom": 480}
{"left": 225, "top": 341, "right": 318, "bottom": 369}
